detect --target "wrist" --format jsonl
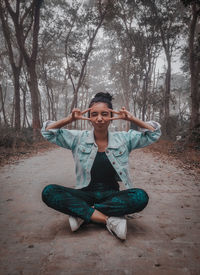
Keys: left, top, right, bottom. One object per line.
{"left": 67, "top": 114, "right": 73, "bottom": 124}
{"left": 129, "top": 115, "right": 136, "bottom": 122}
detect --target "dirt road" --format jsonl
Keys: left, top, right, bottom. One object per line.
{"left": 0, "top": 147, "right": 200, "bottom": 275}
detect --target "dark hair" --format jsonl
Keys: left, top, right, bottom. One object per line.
{"left": 88, "top": 92, "right": 113, "bottom": 117}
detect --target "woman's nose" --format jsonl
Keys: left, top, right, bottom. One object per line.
{"left": 97, "top": 114, "right": 102, "bottom": 121}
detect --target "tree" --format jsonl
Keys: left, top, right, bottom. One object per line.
{"left": 181, "top": 0, "right": 200, "bottom": 130}
{"left": 64, "top": 0, "right": 113, "bottom": 112}
{"left": 0, "top": 2, "right": 23, "bottom": 130}
{"left": 0, "top": 83, "right": 8, "bottom": 126}
{"left": 37, "top": 0, "right": 71, "bottom": 122}
{"left": 105, "top": 0, "right": 161, "bottom": 122}
{"left": 144, "top": 0, "right": 184, "bottom": 135}
{"left": 2, "top": 0, "right": 43, "bottom": 136}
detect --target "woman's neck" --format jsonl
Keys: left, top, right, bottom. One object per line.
{"left": 94, "top": 129, "right": 108, "bottom": 143}
{"left": 94, "top": 130, "right": 108, "bottom": 152}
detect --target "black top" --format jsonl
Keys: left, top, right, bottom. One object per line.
{"left": 83, "top": 151, "right": 119, "bottom": 191}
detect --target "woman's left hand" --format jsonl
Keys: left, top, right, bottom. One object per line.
{"left": 108, "top": 107, "right": 134, "bottom": 122}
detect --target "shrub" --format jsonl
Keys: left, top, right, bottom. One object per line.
{"left": 0, "top": 127, "right": 34, "bottom": 148}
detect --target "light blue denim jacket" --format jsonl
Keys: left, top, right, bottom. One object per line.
{"left": 41, "top": 121, "right": 161, "bottom": 189}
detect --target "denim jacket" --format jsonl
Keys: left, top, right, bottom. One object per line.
{"left": 41, "top": 121, "right": 161, "bottom": 190}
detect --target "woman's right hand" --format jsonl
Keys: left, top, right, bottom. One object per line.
{"left": 70, "top": 108, "right": 91, "bottom": 122}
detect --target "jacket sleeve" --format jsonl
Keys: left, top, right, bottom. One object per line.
{"left": 41, "top": 120, "right": 81, "bottom": 151}
{"left": 124, "top": 121, "right": 161, "bottom": 152}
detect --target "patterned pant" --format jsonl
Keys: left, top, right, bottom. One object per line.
{"left": 42, "top": 184, "right": 149, "bottom": 223}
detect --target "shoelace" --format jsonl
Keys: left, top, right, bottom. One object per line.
{"left": 125, "top": 213, "right": 142, "bottom": 220}
{"left": 106, "top": 215, "right": 140, "bottom": 236}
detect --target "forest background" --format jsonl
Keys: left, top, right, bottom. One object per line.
{"left": 0, "top": 0, "right": 199, "bottom": 170}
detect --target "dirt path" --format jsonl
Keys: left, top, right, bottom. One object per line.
{"left": 0, "top": 147, "right": 200, "bottom": 275}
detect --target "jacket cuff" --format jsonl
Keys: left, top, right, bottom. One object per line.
{"left": 41, "top": 120, "right": 58, "bottom": 134}
{"left": 138, "top": 121, "right": 161, "bottom": 133}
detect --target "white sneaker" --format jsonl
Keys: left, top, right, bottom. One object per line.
{"left": 106, "top": 216, "right": 127, "bottom": 240}
{"left": 69, "top": 216, "right": 84, "bottom": 232}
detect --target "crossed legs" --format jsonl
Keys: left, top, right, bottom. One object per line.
{"left": 42, "top": 184, "right": 149, "bottom": 224}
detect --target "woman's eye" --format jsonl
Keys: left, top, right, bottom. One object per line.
{"left": 102, "top": 112, "right": 109, "bottom": 116}
{"left": 91, "top": 113, "right": 97, "bottom": 117}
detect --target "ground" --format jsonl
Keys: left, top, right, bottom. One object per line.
{"left": 0, "top": 146, "right": 200, "bottom": 275}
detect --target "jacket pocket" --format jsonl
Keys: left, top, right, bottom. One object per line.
{"left": 78, "top": 145, "right": 92, "bottom": 154}
{"left": 77, "top": 145, "right": 92, "bottom": 162}
{"left": 113, "top": 146, "right": 128, "bottom": 165}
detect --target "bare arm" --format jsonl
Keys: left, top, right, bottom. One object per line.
{"left": 129, "top": 116, "right": 155, "bottom": 131}
{"left": 46, "top": 108, "right": 91, "bottom": 130}
{"left": 109, "top": 107, "right": 155, "bottom": 131}
{"left": 46, "top": 115, "right": 73, "bottom": 130}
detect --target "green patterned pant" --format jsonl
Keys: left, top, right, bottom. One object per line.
{"left": 42, "top": 184, "right": 149, "bottom": 223}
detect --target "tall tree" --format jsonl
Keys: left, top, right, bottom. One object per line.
{"left": 2, "top": 0, "right": 43, "bottom": 135}
{"left": 181, "top": 0, "right": 200, "bottom": 130}
{"left": 0, "top": 83, "right": 8, "bottom": 126}
{"left": 65, "top": 0, "right": 113, "bottom": 112}
{"left": 37, "top": 0, "right": 71, "bottom": 121}
{"left": 145, "top": 0, "right": 184, "bottom": 135}
{"left": 105, "top": 0, "right": 161, "bottom": 121}
{"left": 0, "top": 3, "right": 23, "bottom": 130}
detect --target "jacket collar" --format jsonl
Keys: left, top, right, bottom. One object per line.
{"left": 86, "top": 130, "right": 119, "bottom": 149}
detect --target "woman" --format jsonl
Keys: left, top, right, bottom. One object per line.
{"left": 41, "top": 92, "right": 161, "bottom": 240}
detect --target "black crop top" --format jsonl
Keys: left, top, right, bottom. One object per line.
{"left": 84, "top": 151, "right": 119, "bottom": 191}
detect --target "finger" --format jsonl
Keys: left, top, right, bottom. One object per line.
{"left": 81, "top": 107, "right": 92, "bottom": 115}
{"left": 108, "top": 117, "right": 121, "bottom": 121}
{"left": 72, "top": 108, "right": 80, "bottom": 112}
{"left": 107, "top": 108, "right": 120, "bottom": 115}
{"left": 72, "top": 110, "right": 80, "bottom": 116}
{"left": 119, "top": 108, "right": 127, "bottom": 114}
{"left": 80, "top": 116, "right": 91, "bottom": 121}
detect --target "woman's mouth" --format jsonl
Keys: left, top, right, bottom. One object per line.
{"left": 96, "top": 123, "right": 104, "bottom": 127}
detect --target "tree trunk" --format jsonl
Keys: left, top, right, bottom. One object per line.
{"left": 0, "top": 84, "right": 8, "bottom": 125}
{"left": 141, "top": 79, "right": 146, "bottom": 121}
{"left": 28, "top": 66, "right": 41, "bottom": 134}
{"left": 11, "top": 96, "right": 15, "bottom": 128}
{"left": 0, "top": 3, "right": 22, "bottom": 130}
{"left": 22, "top": 87, "right": 26, "bottom": 128}
{"left": 68, "top": 4, "right": 109, "bottom": 112}
{"left": 165, "top": 59, "right": 171, "bottom": 120}
{"left": 189, "top": 3, "right": 200, "bottom": 129}
{"left": 13, "top": 69, "right": 21, "bottom": 130}
{"left": 190, "top": 61, "right": 200, "bottom": 129}
{"left": 142, "top": 72, "right": 150, "bottom": 121}
{"left": 4, "top": 0, "right": 42, "bottom": 135}
{"left": 164, "top": 55, "right": 171, "bottom": 135}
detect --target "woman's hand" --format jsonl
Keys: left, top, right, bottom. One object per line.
{"left": 46, "top": 108, "right": 91, "bottom": 130}
{"left": 70, "top": 108, "right": 91, "bottom": 122}
{"left": 108, "top": 106, "right": 155, "bottom": 131}
{"left": 109, "top": 107, "right": 134, "bottom": 122}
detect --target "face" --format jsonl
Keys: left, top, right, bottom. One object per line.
{"left": 89, "top": 102, "right": 111, "bottom": 131}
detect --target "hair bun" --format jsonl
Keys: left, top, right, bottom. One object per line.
{"left": 88, "top": 92, "right": 113, "bottom": 115}
{"left": 94, "top": 92, "right": 113, "bottom": 102}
